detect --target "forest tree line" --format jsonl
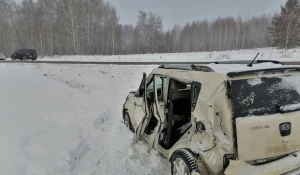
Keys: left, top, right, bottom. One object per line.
{"left": 0, "top": 0, "right": 293, "bottom": 57}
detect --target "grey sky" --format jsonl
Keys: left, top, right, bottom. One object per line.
{"left": 108, "top": 0, "right": 286, "bottom": 30}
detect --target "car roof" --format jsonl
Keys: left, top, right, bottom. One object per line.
{"left": 158, "top": 61, "right": 300, "bottom": 78}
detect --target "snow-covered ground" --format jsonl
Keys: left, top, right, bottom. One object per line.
{"left": 41, "top": 47, "right": 300, "bottom": 62}
{"left": 0, "top": 63, "right": 171, "bottom": 175}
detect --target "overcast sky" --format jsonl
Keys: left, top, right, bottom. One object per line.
{"left": 108, "top": 0, "right": 286, "bottom": 30}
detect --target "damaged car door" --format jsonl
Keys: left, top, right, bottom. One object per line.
{"left": 134, "top": 73, "right": 150, "bottom": 142}
{"left": 147, "top": 75, "right": 167, "bottom": 152}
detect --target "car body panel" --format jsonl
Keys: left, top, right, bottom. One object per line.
{"left": 225, "top": 151, "right": 300, "bottom": 175}
{"left": 124, "top": 93, "right": 146, "bottom": 128}
{"left": 236, "top": 111, "right": 300, "bottom": 161}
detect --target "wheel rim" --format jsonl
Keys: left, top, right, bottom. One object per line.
{"left": 173, "top": 158, "right": 190, "bottom": 175}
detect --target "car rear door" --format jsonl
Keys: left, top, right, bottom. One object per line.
{"left": 231, "top": 75, "right": 300, "bottom": 161}
{"left": 236, "top": 112, "right": 300, "bottom": 161}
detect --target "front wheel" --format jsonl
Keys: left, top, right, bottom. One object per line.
{"left": 171, "top": 149, "right": 201, "bottom": 175}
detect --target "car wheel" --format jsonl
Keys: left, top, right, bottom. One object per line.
{"left": 124, "top": 112, "right": 135, "bottom": 133}
{"left": 171, "top": 149, "right": 201, "bottom": 175}
{"left": 11, "top": 57, "right": 16, "bottom": 61}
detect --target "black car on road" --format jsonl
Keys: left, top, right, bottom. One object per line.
{"left": 11, "top": 49, "right": 37, "bottom": 60}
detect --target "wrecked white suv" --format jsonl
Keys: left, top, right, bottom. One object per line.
{"left": 122, "top": 60, "right": 300, "bottom": 175}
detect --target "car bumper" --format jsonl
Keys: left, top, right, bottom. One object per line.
{"left": 225, "top": 151, "right": 300, "bottom": 175}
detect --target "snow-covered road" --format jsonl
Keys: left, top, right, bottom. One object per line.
{"left": 0, "top": 63, "right": 170, "bottom": 175}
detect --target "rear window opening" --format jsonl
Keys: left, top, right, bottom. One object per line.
{"left": 230, "top": 75, "right": 300, "bottom": 118}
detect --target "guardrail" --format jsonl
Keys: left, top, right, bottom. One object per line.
{"left": 1, "top": 60, "right": 300, "bottom": 65}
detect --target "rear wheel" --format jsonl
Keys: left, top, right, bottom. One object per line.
{"left": 124, "top": 112, "right": 135, "bottom": 133}
{"left": 171, "top": 149, "right": 201, "bottom": 175}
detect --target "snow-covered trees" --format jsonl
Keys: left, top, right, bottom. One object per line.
{"left": 0, "top": 0, "right": 121, "bottom": 56}
{"left": 269, "top": 0, "right": 300, "bottom": 49}
{"left": 0, "top": 0, "right": 288, "bottom": 56}
{"left": 134, "top": 11, "right": 165, "bottom": 53}
{"left": 174, "top": 16, "right": 272, "bottom": 52}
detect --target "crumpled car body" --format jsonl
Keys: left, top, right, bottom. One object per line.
{"left": 122, "top": 63, "right": 300, "bottom": 175}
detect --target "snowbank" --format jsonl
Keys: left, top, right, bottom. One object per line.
{"left": 41, "top": 47, "right": 300, "bottom": 62}
{"left": 0, "top": 63, "right": 169, "bottom": 175}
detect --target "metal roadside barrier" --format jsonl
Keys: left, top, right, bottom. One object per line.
{"left": 1, "top": 60, "right": 300, "bottom": 65}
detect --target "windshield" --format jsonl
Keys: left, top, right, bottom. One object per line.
{"left": 231, "top": 75, "right": 300, "bottom": 118}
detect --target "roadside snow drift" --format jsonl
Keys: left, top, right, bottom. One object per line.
{"left": 0, "top": 63, "right": 170, "bottom": 175}
{"left": 41, "top": 47, "right": 300, "bottom": 62}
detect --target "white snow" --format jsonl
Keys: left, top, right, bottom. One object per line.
{"left": 3, "top": 47, "right": 300, "bottom": 175}
{"left": 0, "top": 63, "right": 170, "bottom": 175}
{"left": 280, "top": 75, "right": 300, "bottom": 94}
{"left": 40, "top": 47, "right": 300, "bottom": 62}
{"left": 280, "top": 104, "right": 300, "bottom": 112}
{"left": 207, "top": 62, "right": 299, "bottom": 75}
{"left": 247, "top": 78, "right": 263, "bottom": 86}
{"left": 240, "top": 92, "right": 255, "bottom": 106}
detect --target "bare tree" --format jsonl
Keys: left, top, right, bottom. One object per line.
{"left": 269, "top": 0, "right": 300, "bottom": 50}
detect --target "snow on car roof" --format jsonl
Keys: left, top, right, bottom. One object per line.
{"left": 160, "top": 62, "right": 300, "bottom": 77}
{"left": 205, "top": 63, "right": 287, "bottom": 74}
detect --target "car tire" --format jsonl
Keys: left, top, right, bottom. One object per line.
{"left": 11, "top": 57, "right": 16, "bottom": 61}
{"left": 124, "top": 112, "right": 135, "bottom": 133}
{"left": 171, "top": 149, "right": 201, "bottom": 175}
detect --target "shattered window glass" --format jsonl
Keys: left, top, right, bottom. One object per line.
{"left": 230, "top": 75, "right": 300, "bottom": 118}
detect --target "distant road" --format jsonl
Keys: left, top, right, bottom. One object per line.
{"left": 1, "top": 60, "right": 300, "bottom": 65}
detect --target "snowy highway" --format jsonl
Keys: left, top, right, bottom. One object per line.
{"left": 1, "top": 60, "right": 300, "bottom": 66}
{"left": 0, "top": 63, "right": 170, "bottom": 175}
